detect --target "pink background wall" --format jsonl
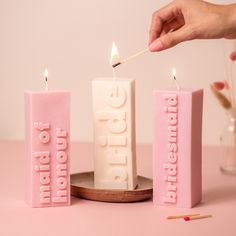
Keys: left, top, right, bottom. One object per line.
{"left": 0, "top": 0, "right": 235, "bottom": 145}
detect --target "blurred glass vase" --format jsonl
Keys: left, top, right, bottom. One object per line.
{"left": 220, "top": 110, "right": 236, "bottom": 175}
{"left": 211, "top": 43, "right": 236, "bottom": 175}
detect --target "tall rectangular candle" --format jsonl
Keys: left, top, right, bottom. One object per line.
{"left": 153, "top": 88, "right": 203, "bottom": 208}
{"left": 24, "top": 91, "right": 70, "bottom": 207}
{"left": 92, "top": 78, "right": 137, "bottom": 190}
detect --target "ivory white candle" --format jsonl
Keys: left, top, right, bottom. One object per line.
{"left": 92, "top": 43, "right": 137, "bottom": 190}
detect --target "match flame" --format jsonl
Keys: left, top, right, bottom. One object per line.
{"left": 110, "top": 41, "right": 120, "bottom": 65}
{"left": 172, "top": 68, "right": 177, "bottom": 78}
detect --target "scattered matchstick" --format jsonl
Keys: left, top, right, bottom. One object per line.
{"left": 184, "top": 215, "right": 212, "bottom": 221}
{"left": 167, "top": 214, "right": 200, "bottom": 220}
{"left": 112, "top": 48, "right": 149, "bottom": 68}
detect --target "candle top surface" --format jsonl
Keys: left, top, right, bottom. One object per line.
{"left": 24, "top": 90, "right": 69, "bottom": 94}
{"left": 93, "top": 78, "right": 134, "bottom": 82}
{"left": 154, "top": 88, "right": 203, "bottom": 93}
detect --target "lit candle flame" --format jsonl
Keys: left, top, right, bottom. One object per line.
{"left": 110, "top": 42, "right": 120, "bottom": 81}
{"left": 172, "top": 68, "right": 177, "bottom": 78}
{"left": 110, "top": 42, "right": 120, "bottom": 66}
{"left": 44, "top": 69, "right": 49, "bottom": 91}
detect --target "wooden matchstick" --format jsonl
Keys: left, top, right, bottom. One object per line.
{"left": 112, "top": 48, "right": 149, "bottom": 68}
{"left": 184, "top": 214, "right": 212, "bottom": 221}
{"left": 167, "top": 214, "right": 200, "bottom": 220}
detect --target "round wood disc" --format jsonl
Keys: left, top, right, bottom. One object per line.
{"left": 71, "top": 172, "right": 153, "bottom": 203}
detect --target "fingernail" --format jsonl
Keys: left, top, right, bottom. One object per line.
{"left": 149, "top": 40, "right": 163, "bottom": 52}
{"left": 230, "top": 51, "right": 236, "bottom": 61}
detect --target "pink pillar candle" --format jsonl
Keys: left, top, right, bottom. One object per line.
{"left": 92, "top": 78, "right": 137, "bottom": 190}
{"left": 153, "top": 88, "right": 203, "bottom": 208}
{"left": 24, "top": 91, "right": 70, "bottom": 207}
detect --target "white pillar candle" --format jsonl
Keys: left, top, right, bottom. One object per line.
{"left": 92, "top": 78, "right": 137, "bottom": 190}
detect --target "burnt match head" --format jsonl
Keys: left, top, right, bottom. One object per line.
{"left": 112, "top": 62, "right": 121, "bottom": 68}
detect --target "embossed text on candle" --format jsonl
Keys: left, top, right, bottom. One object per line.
{"left": 163, "top": 94, "right": 178, "bottom": 204}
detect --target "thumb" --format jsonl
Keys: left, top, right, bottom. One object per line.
{"left": 149, "top": 27, "right": 192, "bottom": 52}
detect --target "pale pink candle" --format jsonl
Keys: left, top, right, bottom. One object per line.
{"left": 24, "top": 87, "right": 70, "bottom": 207}
{"left": 153, "top": 88, "right": 203, "bottom": 208}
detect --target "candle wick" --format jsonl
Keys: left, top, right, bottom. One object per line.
{"left": 112, "top": 67, "right": 116, "bottom": 81}
{"left": 45, "top": 76, "right": 48, "bottom": 91}
{"left": 44, "top": 69, "right": 49, "bottom": 91}
{"left": 173, "top": 76, "right": 180, "bottom": 91}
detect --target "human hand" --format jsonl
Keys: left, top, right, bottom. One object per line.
{"left": 149, "top": 0, "right": 236, "bottom": 52}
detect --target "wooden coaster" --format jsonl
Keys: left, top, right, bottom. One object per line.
{"left": 71, "top": 172, "right": 153, "bottom": 203}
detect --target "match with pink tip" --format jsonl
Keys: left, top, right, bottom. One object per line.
{"left": 24, "top": 91, "right": 70, "bottom": 207}
{"left": 184, "top": 215, "right": 212, "bottom": 221}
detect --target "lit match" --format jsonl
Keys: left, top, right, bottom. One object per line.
{"left": 112, "top": 48, "right": 149, "bottom": 68}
